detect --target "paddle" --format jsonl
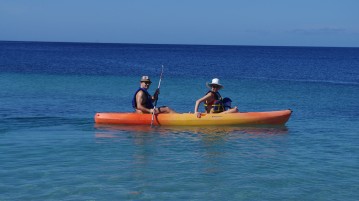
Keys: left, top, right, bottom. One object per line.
{"left": 151, "top": 65, "right": 164, "bottom": 127}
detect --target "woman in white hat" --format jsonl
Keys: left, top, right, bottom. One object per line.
{"left": 194, "top": 78, "right": 238, "bottom": 118}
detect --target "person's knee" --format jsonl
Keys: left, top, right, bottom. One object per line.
{"left": 164, "top": 106, "right": 175, "bottom": 113}
{"left": 158, "top": 106, "right": 167, "bottom": 113}
{"left": 157, "top": 106, "right": 176, "bottom": 114}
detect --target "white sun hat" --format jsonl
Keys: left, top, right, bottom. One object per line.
{"left": 206, "top": 78, "right": 223, "bottom": 89}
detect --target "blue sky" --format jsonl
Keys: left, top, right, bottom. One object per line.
{"left": 0, "top": 0, "right": 358, "bottom": 47}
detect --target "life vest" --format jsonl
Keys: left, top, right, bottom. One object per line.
{"left": 132, "top": 88, "right": 154, "bottom": 110}
{"left": 222, "top": 97, "right": 232, "bottom": 111}
{"left": 204, "top": 91, "right": 224, "bottom": 113}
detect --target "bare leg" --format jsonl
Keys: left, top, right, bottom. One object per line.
{"left": 157, "top": 106, "right": 177, "bottom": 114}
{"left": 221, "top": 106, "right": 238, "bottom": 114}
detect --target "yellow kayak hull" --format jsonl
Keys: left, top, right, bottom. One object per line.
{"left": 94, "top": 109, "right": 292, "bottom": 126}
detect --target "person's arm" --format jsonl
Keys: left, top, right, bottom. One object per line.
{"left": 136, "top": 91, "right": 153, "bottom": 113}
{"left": 152, "top": 89, "right": 160, "bottom": 102}
{"left": 194, "top": 93, "right": 212, "bottom": 118}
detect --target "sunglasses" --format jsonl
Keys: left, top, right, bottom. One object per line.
{"left": 142, "top": 82, "right": 151, "bottom": 85}
{"left": 212, "top": 85, "right": 220, "bottom": 88}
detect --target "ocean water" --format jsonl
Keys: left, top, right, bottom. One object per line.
{"left": 0, "top": 41, "right": 358, "bottom": 200}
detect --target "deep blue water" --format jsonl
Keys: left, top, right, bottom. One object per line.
{"left": 0, "top": 41, "right": 358, "bottom": 200}
{"left": 1, "top": 41, "right": 359, "bottom": 84}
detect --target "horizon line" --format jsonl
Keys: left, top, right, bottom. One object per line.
{"left": 1, "top": 40, "right": 358, "bottom": 49}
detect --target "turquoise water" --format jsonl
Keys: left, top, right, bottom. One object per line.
{"left": 0, "top": 42, "right": 358, "bottom": 200}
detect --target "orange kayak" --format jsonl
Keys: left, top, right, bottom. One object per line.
{"left": 94, "top": 109, "right": 292, "bottom": 126}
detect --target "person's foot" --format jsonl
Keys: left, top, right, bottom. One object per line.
{"left": 233, "top": 106, "right": 239, "bottom": 112}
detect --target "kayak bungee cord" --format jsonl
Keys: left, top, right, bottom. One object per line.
{"left": 151, "top": 65, "right": 164, "bottom": 127}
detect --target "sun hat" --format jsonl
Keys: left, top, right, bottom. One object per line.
{"left": 140, "top": 75, "right": 152, "bottom": 83}
{"left": 206, "top": 78, "right": 223, "bottom": 89}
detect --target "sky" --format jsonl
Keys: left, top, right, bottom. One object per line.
{"left": 0, "top": 0, "right": 358, "bottom": 47}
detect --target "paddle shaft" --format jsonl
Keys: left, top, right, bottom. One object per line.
{"left": 151, "top": 65, "right": 164, "bottom": 127}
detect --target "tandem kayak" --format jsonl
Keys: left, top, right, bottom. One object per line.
{"left": 94, "top": 109, "right": 292, "bottom": 126}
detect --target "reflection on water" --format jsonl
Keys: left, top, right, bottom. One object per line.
{"left": 94, "top": 124, "right": 289, "bottom": 140}
{"left": 93, "top": 123, "right": 291, "bottom": 197}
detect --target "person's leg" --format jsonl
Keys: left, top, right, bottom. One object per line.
{"left": 221, "top": 106, "right": 238, "bottom": 114}
{"left": 157, "top": 106, "right": 177, "bottom": 114}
